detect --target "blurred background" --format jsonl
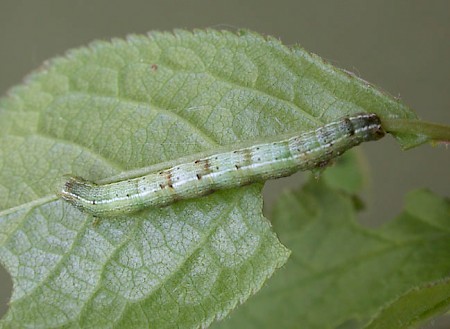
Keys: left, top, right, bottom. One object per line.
{"left": 0, "top": 0, "right": 449, "bottom": 326}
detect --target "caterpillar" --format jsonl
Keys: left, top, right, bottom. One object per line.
{"left": 59, "top": 113, "right": 385, "bottom": 217}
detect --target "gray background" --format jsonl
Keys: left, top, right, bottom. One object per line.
{"left": 0, "top": 0, "right": 449, "bottom": 326}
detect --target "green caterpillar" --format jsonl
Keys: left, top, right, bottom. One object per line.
{"left": 60, "top": 113, "right": 385, "bottom": 217}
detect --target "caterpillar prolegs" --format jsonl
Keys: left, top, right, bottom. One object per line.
{"left": 60, "top": 113, "right": 385, "bottom": 217}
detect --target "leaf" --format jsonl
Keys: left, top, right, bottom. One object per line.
{"left": 213, "top": 183, "right": 450, "bottom": 329}
{"left": 321, "top": 150, "right": 370, "bottom": 195}
{"left": 0, "top": 29, "right": 420, "bottom": 328}
{"left": 365, "top": 278, "right": 450, "bottom": 329}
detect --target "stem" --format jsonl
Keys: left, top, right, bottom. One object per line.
{"left": 381, "top": 118, "right": 450, "bottom": 144}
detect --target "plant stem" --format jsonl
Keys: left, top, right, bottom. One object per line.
{"left": 381, "top": 118, "right": 450, "bottom": 144}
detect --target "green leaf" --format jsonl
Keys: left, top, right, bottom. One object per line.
{"left": 213, "top": 183, "right": 450, "bottom": 329}
{"left": 365, "top": 278, "right": 450, "bottom": 329}
{"left": 321, "top": 150, "right": 370, "bottom": 195}
{"left": 0, "top": 29, "right": 421, "bottom": 328}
